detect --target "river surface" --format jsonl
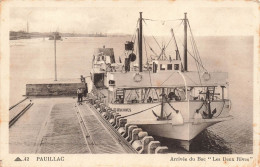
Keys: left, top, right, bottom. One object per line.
{"left": 9, "top": 36, "right": 253, "bottom": 154}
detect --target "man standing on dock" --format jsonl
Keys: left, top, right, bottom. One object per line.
{"left": 77, "top": 88, "right": 83, "bottom": 105}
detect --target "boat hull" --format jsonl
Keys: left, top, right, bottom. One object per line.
{"left": 133, "top": 118, "right": 232, "bottom": 151}
{"left": 106, "top": 98, "right": 231, "bottom": 143}
{"left": 137, "top": 121, "right": 217, "bottom": 141}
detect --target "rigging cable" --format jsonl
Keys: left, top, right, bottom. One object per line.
{"left": 190, "top": 32, "right": 202, "bottom": 73}
{"left": 182, "top": 73, "right": 198, "bottom": 85}
{"left": 187, "top": 19, "right": 206, "bottom": 72}
{"left": 190, "top": 35, "right": 202, "bottom": 85}
{"left": 170, "top": 27, "right": 184, "bottom": 71}
{"left": 143, "top": 18, "right": 182, "bottom": 22}
{"left": 159, "top": 72, "right": 175, "bottom": 86}
{"left": 187, "top": 19, "right": 206, "bottom": 85}
{"left": 142, "top": 30, "right": 151, "bottom": 62}
{"left": 143, "top": 18, "right": 183, "bottom": 61}
{"left": 143, "top": 32, "right": 153, "bottom": 87}
{"left": 131, "top": 19, "right": 139, "bottom": 42}
{"left": 172, "top": 23, "right": 207, "bottom": 72}
{"left": 143, "top": 36, "right": 160, "bottom": 58}
{"left": 178, "top": 40, "right": 208, "bottom": 72}
{"left": 165, "top": 37, "right": 173, "bottom": 52}
{"left": 143, "top": 19, "right": 162, "bottom": 50}
{"left": 143, "top": 36, "right": 153, "bottom": 60}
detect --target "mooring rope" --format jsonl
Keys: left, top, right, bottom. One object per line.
{"left": 120, "top": 103, "right": 161, "bottom": 118}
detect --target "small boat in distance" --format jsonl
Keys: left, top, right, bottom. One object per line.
{"left": 49, "top": 32, "right": 62, "bottom": 40}
{"left": 89, "top": 12, "right": 233, "bottom": 151}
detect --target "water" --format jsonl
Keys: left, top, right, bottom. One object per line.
{"left": 9, "top": 36, "right": 253, "bottom": 154}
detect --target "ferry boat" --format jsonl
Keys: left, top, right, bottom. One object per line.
{"left": 89, "top": 12, "right": 232, "bottom": 150}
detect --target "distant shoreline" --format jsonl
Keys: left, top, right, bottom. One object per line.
{"left": 9, "top": 31, "right": 253, "bottom": 40}
{"left": 9, "top": 31, "right": 131, "bottom": 40}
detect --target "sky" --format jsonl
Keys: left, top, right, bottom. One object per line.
{"left": 9, "top": 3, "right": 257, "bottom": 36}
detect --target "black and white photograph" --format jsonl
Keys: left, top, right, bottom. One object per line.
{"left": 0, "top": 1, "right": 259, "bottom": 167}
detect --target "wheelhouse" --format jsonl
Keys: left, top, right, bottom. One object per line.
{"left": 152, "top": 60, "right": 181, "bottom": 73}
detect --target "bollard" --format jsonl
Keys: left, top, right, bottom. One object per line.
{"left": 148, "top": 141, "right": 161, "bottom": 154}
{"left": 125, "top": 125, "right": 137, "bottom": 141}
{"left": 139, "top": 136, "right": 154, "bottom": 154}
{"left": 101, "top": 112, "right": 107, "bottom": 118}
{"left": 109, "top": 118, "right": 115, "bottom": 124}
{"left": 105, "top": 109, "right": 112, "bottom": 120}
{"left": 99, "top": 103, "right": 103, "bottom": 111}
{"left": 130, "top": 128, "right": 142, "bottom": 144}
{"left": 104, "top": 106, "right": 109, "bottom": 112}
{"left": 117, "top": 118, "right": 127, "bottom": 135}
{"left": 94, "top": 100, "right": 100, "bottom": 108}
{"left": 116, "top": 118, "right": 127, "bottom": 130}
{"left": 131, "top": 131, "right": 148, "bottom": 152}
{"left": 100, "top": 103, "right": 105, "bottom": 112}
{"left": 111, "top": 113, "right": 119, "bottom": 126}
{"left": 138, "top": 131, "right": 148, "bottom": 139}
{"left": 96, "top": 108, "right": 101, "bottom": 112}
{"left": 132, "top": 140, "right": 142, "bottom": 151}
{"left": 110, "top": 112, "right": 119, "bottom": 125}
{"left": 104, "top": 108, "right": 111, "bottom": 120}
{"left": 112, "top": 114, "right": 121, "bottom": 127}
{"left": 98, "top": 105, "right": 103, "bottom": 113}
{"left": 122, "top": 124, "right": 131, "bottom": 137}
{"left": 106, "top": 109, "right": 111, "bottom": 118}
{"left": 115, "top": 116, "right": 123, "bottom": 128}
{"left": 155, "top": 146, "right": 168, "bottom": 154}
{"left": 108, "top": 110, "right": 116, "bottom": 120}
{"left": 118, "top": 127, "right": 125, "bottom": 135}
{"left": 95, "top": 100, "right": 100, "bottom": 108}
{"left": 112, "top": 112, "right": 119, "bottom": 118}
{"left": 106, "top": 109, "right": 112, "bottom": 114}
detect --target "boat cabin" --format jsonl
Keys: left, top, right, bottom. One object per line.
{"left": 91, "top": 47, "right": 115, "bottom": 88}
{"left": 92, "top": 47, "right": 115, "bottom": 70}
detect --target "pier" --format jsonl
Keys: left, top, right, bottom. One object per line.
{"left": 9, "top": 95, "right": 168, "bottom": 154}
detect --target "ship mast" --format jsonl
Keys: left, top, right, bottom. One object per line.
{"left": 27, "top": 21, "right": 29, "bottom": 33}
{"left": 184, "top": 13, "right": 188, "bottom": 71}
{"left": 138, "top": 12, "right": 143, "bottom": 72}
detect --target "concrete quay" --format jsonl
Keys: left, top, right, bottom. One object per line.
{"left": 9, "top": 95, "right": 168, "bottom": 154}
{"left": 9, "top": 97, "right": 131, "bottom": 154}
{"left": 9, "top": 98, "right": 88, "bottom": 153}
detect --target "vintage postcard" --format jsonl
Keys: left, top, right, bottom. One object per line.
{"left": 0, "top": 0, "right": 259, "bottom": 167}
